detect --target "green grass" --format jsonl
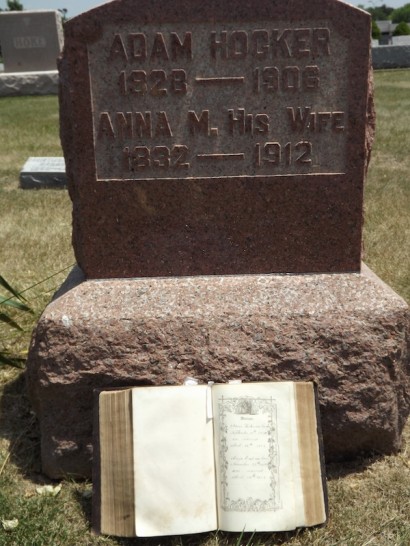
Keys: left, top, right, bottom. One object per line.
{"left": 363, "top": 70, "right": 410, "bottom": 302}
{"left": 0, "top": 70, "right": 409, "bottom": 545}
{"left": 0, "top": 96, "right": 62, "bottom": 184}
{"left": 0, "top": 95, "right": 74, "bottom": 361}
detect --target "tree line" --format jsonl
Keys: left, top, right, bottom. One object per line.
{"left": 0, "top": 1, "right": 409, "bottom": 35}
{"left": 360, "top": 3, "right": 410, "bottom": 23}
{"left": 0, "top": 1, "right": 67, "bottom": 20}
{"left": 357, "top": 3, "right": 410, "bottom": 37}
{"left": 0, "top": 0, "right": 24, "bottom": 10}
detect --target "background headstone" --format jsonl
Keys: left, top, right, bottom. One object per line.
{"left": 20, "top": 157, "right": 67, "bottom": 189}
{"left": 372, "top": 45, "right": 410, "bottom": 69}
{"left": 0, "top": 70, "right": 59, "bottom": 97}
{"left": 392, "top": 36, "right": 410, "bottom": 46}
{"left": 0, "top": 10, "right": 63, "bottom": 73}
{"left": 60, "top": 0, "right": 374, "bottom": 278}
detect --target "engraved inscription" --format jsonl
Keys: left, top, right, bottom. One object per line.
{"left": 210, "top": 28, "right": 330, "bottom": 60}
{"left": 118, "top": 69, "right": 188, "bottom": 95}
{"left": 13, "top": 36, "right": 47, "bottom": 49}
{"left": 88, "top": 21, "right": 348, "bottom": 180}
{"left": 109, "top": 32, "right": 192, "bottom": 61}
{"left": 123, "top": 145, "right": 189, "bottom": 171}
{"left": 253, "top": 65, "right": 320, "bottom": 92}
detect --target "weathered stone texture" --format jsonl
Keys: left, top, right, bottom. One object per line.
{"left": 0, "top": 71, "right": 59, "bottom": 97}
{"left": 0, "top": 11, "right": 63, "bottom": 73}
{"left": 372, "top": 45, "right": 410, "bottom": 69}
{"left": 26, "top": 265, "right": 410, "bottom": 478}
{"left": 20, "top": 157, "right": 66, "bottom": 189}
{"left": 59, "top": 0, "right": 373, "bottom": 278}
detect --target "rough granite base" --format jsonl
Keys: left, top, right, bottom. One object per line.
{"left": 372, "top": 45, "right": 410, "bottom": 69}
{"left": 26, "top": 265, "right": 410, "bottom": 479}
{"left": 0, "top": 71, "right": 58, "bottom": 97}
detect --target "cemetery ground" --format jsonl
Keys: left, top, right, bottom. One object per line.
{"left": 0, "top": 69, "right": 409, "bottom": 545}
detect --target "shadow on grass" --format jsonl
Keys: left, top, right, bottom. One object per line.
{"left": 0, "top": 371, "right": 43, "bottom": 480}
{"left": 326, "top": 458, "right": 382, "bottom": 480}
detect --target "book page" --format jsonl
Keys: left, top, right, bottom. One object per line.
{"left": 132, "top": 385, "right": 217, "bottom": 537}
{"left": 212, "top": 382, "right": 306, "bottom": 532}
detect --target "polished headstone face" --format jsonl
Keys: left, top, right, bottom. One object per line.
{"left": 0, "top": 11, "right": 63, "bottom": 73}
{"left": 59, "top": 0, "right": 373, "bottom": 278}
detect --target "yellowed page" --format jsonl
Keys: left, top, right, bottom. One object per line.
{"left": 212, "top": 382, "right": 306, "bottom": 532}
{"left": 132, "top": 385, "right": 217, "bottom": 537}
{"left": 99, "top": 390, "right": 135, "bottom": 537}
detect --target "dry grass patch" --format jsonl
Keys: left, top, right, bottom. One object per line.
{"left": 0, "top": 96, "right": 61, "bottom": 189}
{"left": 0, "top": 71, "right": 409, "bottom": 545}
{"left": 0, "top": 96, "right": 74, "bottom": 361}
{"left": 364, "top": 69, "right": 410, "bottom": 302}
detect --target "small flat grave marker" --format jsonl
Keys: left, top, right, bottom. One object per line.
{"left": 20, "top": 157, "right": 67, "bottom": 189}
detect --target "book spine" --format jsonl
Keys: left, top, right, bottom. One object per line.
{"left": 98, "top": 390, "right": 136, "bottom": 537}
{"left": 295, "top": 382, "right": 327, "bottom": 526}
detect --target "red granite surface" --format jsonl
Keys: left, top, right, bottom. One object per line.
{"left": 59, "top": 0, "right": 373, "bottom": 278}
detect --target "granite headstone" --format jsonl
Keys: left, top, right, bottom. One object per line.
{"left": 60, "top": 0, "right": 374, "bottom": 278}
{"left": 0, "top": 10, "right": 63, "bottom": 73}
{"left": 26, "top": 0, "right": 409, "bottom": 479}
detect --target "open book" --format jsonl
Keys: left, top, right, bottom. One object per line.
{"left": 93, "top": 382, "right": 327, "bottom": 537}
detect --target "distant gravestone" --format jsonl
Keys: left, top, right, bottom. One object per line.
{"left": 0, "top": 10, "right": 63, "bottom": 73}
{"left": 392, "top": 35, "right": 410, "bottom": 45}
{"left": 20, "top": 157, "right": 67, "bottom": 189}
{"left": 27, "top": 0, "right": 410, "bottom": 480}
{"left": 372, "top": 44, "right": 410, "bottom": 69}
{"left": 59, "top": 0, "right": 374, "bottom": 278}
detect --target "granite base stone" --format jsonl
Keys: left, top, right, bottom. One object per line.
{"left": 372, "top": 45, "right": 410, "bottom": 69}
{"left": 0, "top": 71, "right": 58, "bottom": 97}
{"left": 26, "top": 265, "right": 410, "bottom": 479}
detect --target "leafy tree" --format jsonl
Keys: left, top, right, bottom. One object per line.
{"left": 6, "top": 0, "right": 23, "bottom": 10}
{"left": 372, "top": 20, "right": 381, "bottom": 40}
{"left": 392, "top": 3, "right": 410, "bottom": 23}
{"left": 366, "top": 4, "right": 394, "bottom": 21}
{"left": 393, "top": 20, "right": 410, "bottom": 35}
{"left": 0, "top": 0, "right": 23, "bottom": 10}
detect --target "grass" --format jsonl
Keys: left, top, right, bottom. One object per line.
{"left": 363, "top": 70, "right": 410, "bottom": 302}
{"left": 0, "top": 96, "right": 74, "bottom": 362}
{"left": 0, "top": 70, "right": 409, "bottom": 545}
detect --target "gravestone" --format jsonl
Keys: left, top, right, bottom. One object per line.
{"left": 26, "top": 0, "right": 409, "bottom": 479}
{"left": 59, "top": 0, "right": 373, "bottom": 278}
{"left": 392, "top": 36, "right": 410, "bottom": 46}
{"left": 20, "top": 157, "right": 67, "bottom": 189}
{"left": 0, "top": 11, "right": 62, "bottom": 96}
{"left": 0, "top": 70, "right": 58, "bottom": 96}
{"left": 0, "top": 10, "right": 63, "bottom": 73}
{"left": 372, "top": 44, "right": 410, "bottom": 69}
